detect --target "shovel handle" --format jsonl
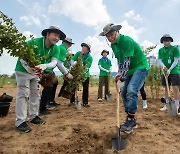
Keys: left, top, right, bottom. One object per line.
{"left": 163, "top": 73, "right": 170, "bottom": 98}
{"left": 116, "top": 92, "right": 120, "bottom": 127}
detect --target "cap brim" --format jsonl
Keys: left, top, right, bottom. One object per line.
{"left": 42, "top": 29, "right": 66, "bottom": 40}
{"left": 99, "top": 24, "right": 122, "bottom": 36}
{"left": 63, "top": 40, "right": 75, "bottom": 44}
{"left": 160, "top": 37, "right": 173, "bottom": 43}
{"left": 81, "top": 43, "right": 90, "bottom": 51}
{"left": 101, "top": 51, "right": 109, "bottom": 55}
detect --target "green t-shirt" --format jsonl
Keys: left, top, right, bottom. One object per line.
{"left": 111, "top": 34, "right": 149, "bottom": 76}
{"left": 98, "top": 57, "right": 112, "bottom": 76}
{"left": 58, "top": 44, "right": 68, "bottom": 62}
{"left": 158, "top": 45, "right": 180, "bottom": 74}
{"left": 72, "top": 51, "right": 93, "bottom": 77}
{"left": 15, "top": 37, "right": 59, "bottom": 73}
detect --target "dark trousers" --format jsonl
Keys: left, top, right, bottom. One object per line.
{"left": 71, "top": 77, "right": 90, "bottom": 104}
{"left": 59, "top": 80, "right": 75, "bottom": 103}
{"left": 98, "top": 76, "right": 109, "bottom": 99}
{"left": 140, "top": 83, "right": 146, "bottom": 100}
{"left": 40, "top": 80, "right": 58, "bottom": 111}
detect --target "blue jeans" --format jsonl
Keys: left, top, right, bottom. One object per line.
{"left": 121, "top": 69, "right": 149, "bottom": 114}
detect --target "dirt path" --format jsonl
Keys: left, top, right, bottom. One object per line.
{"left": 0, "top": 86, "right": 179, "bottom": 154}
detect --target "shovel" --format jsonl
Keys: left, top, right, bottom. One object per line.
{"left": 163, "top": 73, "right": 177, "bottom": 116}
{"left": 106, "top": 75, "right": 112, "bottom": 101}
{"left": 75, "top": 90, "right": 81, "bottom": 110}
{"left": 112, "top": 88, "right": 126, "bottom": 150}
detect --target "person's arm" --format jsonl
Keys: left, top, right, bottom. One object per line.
{"left": 158, "top": 59, "right": 166, "bottom": 68}
{"left": 98, "top": 65, "right": 109, "bottom": 72}
{"left": 57, "top": 60, "right": 68, "bottom": 75}
{"left": 169, "top": 58, "right": 179, "bottom": 71}
{"left": 35, "top": 58, "right": 57, "bottom": 70}
{"left": 20, "top": 59, "right": 36, "bottom": 74}
{"left": 118, "top": 57, "right": 130, "bottom": 81}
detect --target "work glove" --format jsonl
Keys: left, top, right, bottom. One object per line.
{"left": 114, "top": 74, "right": 120, "bottom": 83}
{"left": 65, "top": 73, "right": 73, "bottom": 80}
{"left": 35, "top": 64, "right": 48, "bottom": 71}
{"left": 116, "top": 80, "right": 124, "bottom": 93}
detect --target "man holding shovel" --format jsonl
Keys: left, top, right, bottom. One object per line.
{"left": 99, "top": 23, "right": 149, "bottom": 134}
{"left": 97, "top": 49, "right": 112, "bottom": 101}
{"left": 158, "top": 34, "right": 180, "bottom": 115}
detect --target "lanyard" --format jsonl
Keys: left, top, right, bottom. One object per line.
{"left": 43, "top": 37, "right": 51, "bottom": 63}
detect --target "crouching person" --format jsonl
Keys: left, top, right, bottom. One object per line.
{"left": 99, "top": 23, "right": 149, "bottom": 134}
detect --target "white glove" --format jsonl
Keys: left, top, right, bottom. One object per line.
{"left": 65, "top": 73, "right": 73, "bottom": 79}
{"left": 106, "top": 70, "right": 110, "bottom": 73}
{"left": 116, "top": 80, "right": 124, "bottom": 93}
{"left": 35, "top": 64, "right": 48, "bottom": 71}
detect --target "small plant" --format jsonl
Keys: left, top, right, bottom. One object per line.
{"left": 64, "top": 57, "right": 87, "bottom": 94}
{"left": 0, "top": 74, "right": 8, "bottom": 88}
{"left": 146, "top": 66, "right": 162, "bottom": 99}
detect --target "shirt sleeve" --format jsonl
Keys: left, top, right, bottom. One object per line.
{"left": 52, "top": 45, "right": 60, "bottom": 60}
{"left": 86, "top": 56, "right": 93, "bottom": 68}
{"left": 158, "top": 49, "right": 162, "bottom": 59}
{"left": 72, "top": 52, "right": 79, "bottom": 61}
{"left": 173, "top": 47, "right": 180, "bottom": 58}
{"left": 123, "top": 40, "right": 134, "bottom": 58}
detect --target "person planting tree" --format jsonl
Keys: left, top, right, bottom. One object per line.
{"left": 99, "top": 23, "right": 149, "bottom": 134}
{"left": 68, "top": 43, "right": 93, "bottom": 107}
{"left": 15, "top": 26, "right": 66, "bottom": 132}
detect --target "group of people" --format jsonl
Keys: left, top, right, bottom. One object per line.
{"left": 14, "top": 23, "right": 179, "bottom": 134}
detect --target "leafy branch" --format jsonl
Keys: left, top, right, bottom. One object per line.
{"left": 0, "top": 11, "right": 41, "bottom": 67}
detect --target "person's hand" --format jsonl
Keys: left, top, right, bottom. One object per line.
{"left": 114, "top": 74, "right": 120, "bottom": 82}
{"left": 35, "top": 64, "right": 48, "bottom": 71}
{"left": 162, "top": 66, "right": 168, "bottom": 71}
{"left": 116, "top": 80, "right": 124, "bottom": 93}
{"left": 166, "top": 69, "right": 171, "bottom": 76}
{"left": 65, "top": 73, "right": 73, "bottom": 79}
{"left": 106, "top": 70, "right": 110, "bottom": 73}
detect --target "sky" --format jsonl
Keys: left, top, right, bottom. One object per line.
{"left": 0, "top": 0, "right": 180, "bottom": 75}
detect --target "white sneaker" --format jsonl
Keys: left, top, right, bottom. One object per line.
{"left": 160, "top": 105, "right": 167, "bottom": 111}
{"left": 142, "top": 100, "right": 148, "bottom": 109}
{"left": 98, "top": 98, "right": 102, "bottom": 102}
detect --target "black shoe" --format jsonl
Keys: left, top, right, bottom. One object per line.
{"left": 16, "top": 122, "right": 32, "bottom": 133}
{"left": 83, "top": 103, "right": 90, "bottom": 108}
{"left": 68, "top": 102, "right": 75, "bottom": 107}
{"left": 47, "top": 101, "right": 60, "bottom": 108}
{"left": 39, "top": 109, "right": 51, "bottom": 115}
{"left": 120, "top": 117, "right": 137, "bottom": 134}
{"left": 30, "top": 116, "right": 46, "bottom": 124}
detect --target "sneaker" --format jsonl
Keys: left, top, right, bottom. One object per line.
{"left": 39, "top": 109, "right": 51, "bottom": 115}
{"left": 142, "top": 100, "right": 148, "bottom": 109}
{"left": 16, "top": 122, "right": 32, "bottom": 133}
{"left": 120, "top": 117, "right": 137, "bottom": 134}
{"left": 83, "top": 103, "right": 90, "bottom": 108}
{"left": 30, "top": 116, "right": 46, "bottom": 124}
{"left": 160, "top": 105, "right": 167, "bottom": 111}
{"left": 98, "top": 98, "right": 102, "bottom": 102}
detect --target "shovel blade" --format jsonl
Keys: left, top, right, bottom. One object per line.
{"left": 106, "top": 94, "right": 112, "bottom": 102}
{"left": 112, "top": 136, "right": 126, "bottom": 150}
{"left": 167, "top": 103, "right": 178, "bottom": 116}
{"left": 75, "top": 100, "right": 81, "bottom": 110}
